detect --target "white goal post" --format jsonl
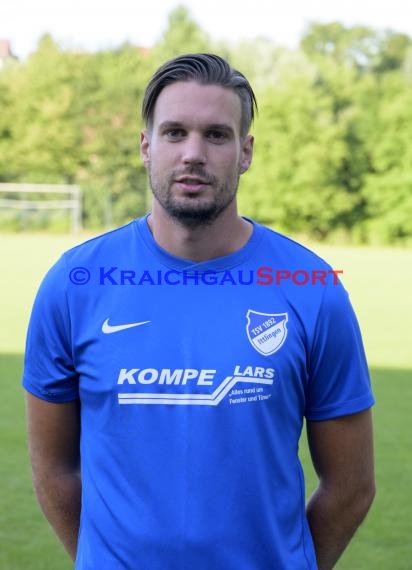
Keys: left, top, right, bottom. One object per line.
{"left": 0, "top": 183, "right": 82, "bottom": 232}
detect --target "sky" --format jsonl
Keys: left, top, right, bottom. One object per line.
{"left": 1, "top": 0, "right": 412, "bottom": 60}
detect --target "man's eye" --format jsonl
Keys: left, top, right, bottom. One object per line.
{"left": 207, "top": 131, "right": 226, "bottom": 142}
{"left": 166, "top": 129, "right": 185, "bottom": 139}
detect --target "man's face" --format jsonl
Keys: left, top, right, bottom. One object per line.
{"left": 140, "top": 81, "right": 253, "bottom": 227}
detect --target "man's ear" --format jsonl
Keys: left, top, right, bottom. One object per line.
{"left": 140, "top": 129, "right": 151, "bottom": 168}
{"left": 239, "top": 135, "right": 254, "bottom": 175}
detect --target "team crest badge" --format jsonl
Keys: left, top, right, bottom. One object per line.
{"left": 246, "top": 310, "right": 288, "bottom": 356}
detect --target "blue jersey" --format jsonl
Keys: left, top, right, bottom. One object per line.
{"left": 23, "top": 216, "right": 374, "bottom": 569}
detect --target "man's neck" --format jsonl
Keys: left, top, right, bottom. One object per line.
{"left": 147, "top": 201, "right": 253, "bottom": 262}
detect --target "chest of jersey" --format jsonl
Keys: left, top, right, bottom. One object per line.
{"left": 69, "top": 278, "right": 309, "bottom": 442}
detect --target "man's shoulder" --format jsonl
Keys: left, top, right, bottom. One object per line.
{"left": 256, "top": 222, "right": 333, "bottom": 270}
{"left": 32, "top": 220, "right": 141, "bottom": 296}
{"left": 63, "top": 219, "right": 140, "bottom": 263}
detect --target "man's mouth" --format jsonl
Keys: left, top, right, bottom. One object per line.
{"left": 174, "top": 177, "right": 210, "bottom": 191}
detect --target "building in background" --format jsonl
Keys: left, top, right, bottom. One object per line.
{"left": 0, "top": 39, "right": 18, "bottom": 69}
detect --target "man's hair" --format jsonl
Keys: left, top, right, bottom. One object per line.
{"left": 142, "top": 53, "right": 258, "bottom": 137}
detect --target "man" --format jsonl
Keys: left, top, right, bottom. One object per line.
{"left": 23, "top": 53, "right": 375, "bottom": 569}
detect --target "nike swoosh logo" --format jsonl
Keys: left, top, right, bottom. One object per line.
{"left": 102, "top": 318, "right": 150, "bottom": 334}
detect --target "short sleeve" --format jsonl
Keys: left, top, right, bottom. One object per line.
{"left": 305, "top": 280, "right": 374, "bottom": 421}
{"left": 22, "top": 256, "right": 79, "bottom": 402}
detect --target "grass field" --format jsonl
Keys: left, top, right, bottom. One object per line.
{"left": 0, "top": 232, "right": 411, "bottom": 569}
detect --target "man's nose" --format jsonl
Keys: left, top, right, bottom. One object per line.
{"left": 181, "top": 134, "right": 206, "bottom": 165}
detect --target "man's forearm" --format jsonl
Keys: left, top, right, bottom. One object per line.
{"left": 306, "top": 483, "right": 375, "bottom": 570}
{"left": 34, "top": 470, "right": 81, "bottom": 561}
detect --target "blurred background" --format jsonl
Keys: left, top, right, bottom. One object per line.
{"left": 0, "top": 1, "right": 411, "bottom": 568}
{"left": 1, "top": 0, "right": 412, "bottom": 241}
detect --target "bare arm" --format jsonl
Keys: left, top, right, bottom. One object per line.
{"left": 26, "top": 393, "right": 81, "bottom": 561}
{"left": 306, "top": 409, "right": 376, "bottom": 570}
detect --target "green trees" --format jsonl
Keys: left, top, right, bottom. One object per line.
{"left": 238, "top": 23, "right": 412, "bottom": 243}
{"left": 70, "top": 45, "right": 149, "bottom": 228}
{"left": 239, "top": 53, "right": 367, "bottom": 239}
{"left": 151, "top": 4, "right": 211, "bottom": 64}
{"left": 360, "top": 73, "right": 412, "bottom": 242}
{"left": 0, "top": 12, "right": 411, "bottom": 243}
{"left": 1, "top": 35, "right": 81, "bottom": 184}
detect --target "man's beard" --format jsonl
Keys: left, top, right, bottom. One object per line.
{"left": 149, "top": 166, "right": 239, "bottom": 228}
